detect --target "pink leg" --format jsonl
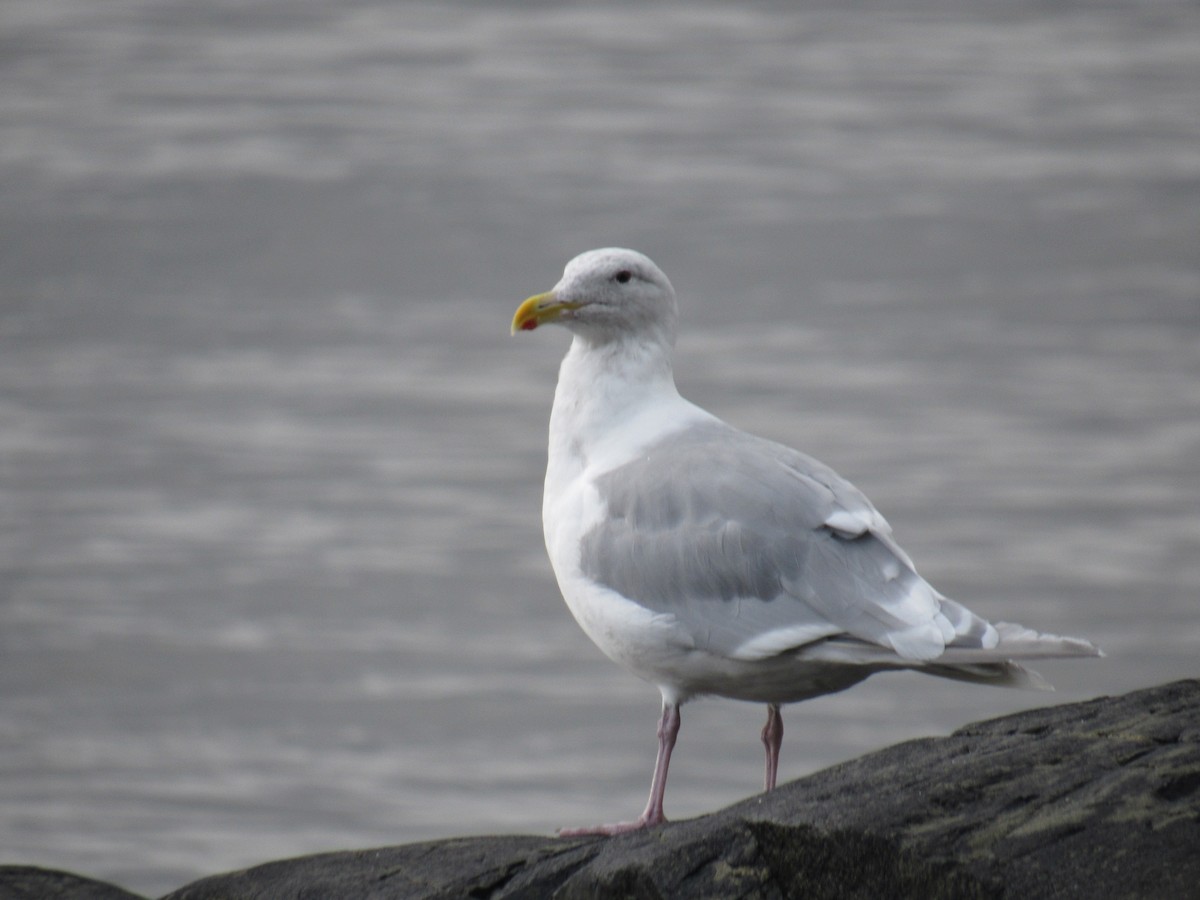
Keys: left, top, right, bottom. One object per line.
{"left": 559, "top": 701, "right": 681, "bottom": 837}
{"left": 761, "top": 703, "right": 783, "bottom": 792}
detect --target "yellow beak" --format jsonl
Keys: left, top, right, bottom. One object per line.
{"left": 511, "top": 291, "right": 582, "bottom": 334}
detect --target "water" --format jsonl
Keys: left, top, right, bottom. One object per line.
{"left": 2, "top": 1, "right": 1198, "bottom": 895}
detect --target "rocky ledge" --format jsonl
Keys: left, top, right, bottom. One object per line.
{"left": 3, "top": 679, "right": 1198, "bottom": 900}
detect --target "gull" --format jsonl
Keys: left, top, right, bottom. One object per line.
{"left": 512, "top": 247, "right": 1100, "bottom": 836}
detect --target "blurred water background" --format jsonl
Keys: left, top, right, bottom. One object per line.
{"left": 1, "top": 0, "right": 1198, "bottom": 895}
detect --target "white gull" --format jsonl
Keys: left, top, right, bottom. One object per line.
{"left": 512, "top": 247, "right": 1100, "bottom": 835}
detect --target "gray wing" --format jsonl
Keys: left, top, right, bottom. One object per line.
{"left": 578, "top": 421, "right": 996, "bottom": 661}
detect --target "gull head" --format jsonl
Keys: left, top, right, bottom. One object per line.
{"left": 512, "top": 248, "right": 678, "bottom": 346}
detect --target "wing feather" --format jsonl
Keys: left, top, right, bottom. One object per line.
{"left": 578, "top": 421, "right": 987, "bottom": 662}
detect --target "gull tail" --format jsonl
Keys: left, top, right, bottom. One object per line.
{"left": 923, "top": 660, "right": 1056, "bottom": 691}
{"left": 927, "top": 621, "right": 1103, "bottom": 691}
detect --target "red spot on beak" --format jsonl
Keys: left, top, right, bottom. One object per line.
{"left": 520, "top": 319, "right": 538, "bottom": 331}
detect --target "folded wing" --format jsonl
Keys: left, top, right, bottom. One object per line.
{"left": 578, "top": 421, "right": 1002, "bottom": 663}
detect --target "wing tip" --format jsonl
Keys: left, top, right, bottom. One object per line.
{"left": 993, "top": 621, "right": 1103, "bottom": 658}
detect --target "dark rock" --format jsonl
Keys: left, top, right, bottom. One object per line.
{"left": 0, "top": 866, "right": 147, "bottom": 900}
{"left": 5, "top": 680, "right": 1198, "bottom": 900}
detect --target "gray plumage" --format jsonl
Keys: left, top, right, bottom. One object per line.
{"left": 579, "top": 420, "right": 1017, "bottom": 668}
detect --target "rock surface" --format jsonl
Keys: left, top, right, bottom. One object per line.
{"left": 0, "top": 866, "right": 146, "bottom": 900}
{"left": 3, "top": 679, "right": 1198, "bottom": 900}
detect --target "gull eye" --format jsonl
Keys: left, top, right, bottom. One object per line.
{"left": 614, "top": 270, "right": 632, "bottom": 284}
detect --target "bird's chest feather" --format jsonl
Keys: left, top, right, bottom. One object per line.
{"left": 541, "top": 462, "right": 692, "bottom": 676}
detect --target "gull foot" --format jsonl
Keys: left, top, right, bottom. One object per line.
{"left": 557, "top": 814, "right": 666, "bottom": 837}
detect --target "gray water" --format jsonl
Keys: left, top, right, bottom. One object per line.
{"left": 2, "top": 1, "right": 1198, "bottom": 895}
